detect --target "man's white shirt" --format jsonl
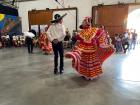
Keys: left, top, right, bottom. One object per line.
{"left": 46, "top": 23, "right": 66, "bottom": 42}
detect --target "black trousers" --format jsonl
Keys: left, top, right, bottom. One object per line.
{"left": 26, "top": 37, "right": 33, "bottom": 53}
{"left": 27, "top": 43, "right": 33, "bottom": 53}
{"left": 122, "top": 42, "right": 129, "bottom": 52}
{"left": 52, "top": 41, "right": 64, "bottom": 71}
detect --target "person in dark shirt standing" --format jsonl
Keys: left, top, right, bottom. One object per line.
{"left": 25, "top": 31, "right": 36, "bottom": 54}
{"left": 130, "top": 29, "right": 137, "bottom": 50}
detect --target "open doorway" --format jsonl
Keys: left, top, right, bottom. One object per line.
{"left": 127, "top": 8, "right": 140, "bottom": 42}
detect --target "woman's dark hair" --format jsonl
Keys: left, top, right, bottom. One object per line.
{"left": 79, "top": 25, "right": 83, "bottom": 29}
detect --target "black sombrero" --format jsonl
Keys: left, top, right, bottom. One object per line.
{"left": 51, "top": 13, "right": 67, "bottom": 23}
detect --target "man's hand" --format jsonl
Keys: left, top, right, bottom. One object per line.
{"left": 53, "top": 39, "right": 59, "bottom": 44}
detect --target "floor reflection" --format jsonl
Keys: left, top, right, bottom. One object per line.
{"left": 121, "top": 45, "right": 140, "bottom": 81}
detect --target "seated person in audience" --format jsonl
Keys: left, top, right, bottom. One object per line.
{"left": 71, "top": 31, "right": 77, "bottom": 48}
{"left": 64, "top": 28, "right": 71, "bottom": 41}
{"left": 0, "top": 32, "right": 2, "bottom": 48}
{"left": 20, "top": 34, "right": 25, "bottom": 46}
{"left": 12, "top": 35, "right": 18, "bottom": 47}
{"left": 115, "top": 34, "right": 123, "bottom": 53}
{"left": 122, "top": 31, "right": 130, "bottom": 53}
{"left": 5, "top": 34, "right": 10, "bottom": 47}
{"left": 1, "top": 35, "right": 6, "bottom": 47}
{"left": 106, "top": 31, "right": 112, "bottom": 45}
{"left": 63, "top": 28, "right": 71, "bottom": 48}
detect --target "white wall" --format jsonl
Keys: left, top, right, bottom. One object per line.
{"left": 18, "top": 0, "right": 93, "bottom": 32}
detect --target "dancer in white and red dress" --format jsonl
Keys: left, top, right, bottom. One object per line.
{"left": 39, "top": 26, "right": 52, "bottom": 54}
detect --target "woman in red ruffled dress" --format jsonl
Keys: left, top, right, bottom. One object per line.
{"left": 39, "top": 26, "right": 52, "bottom": 54}
{"left": 65, "top": 17, "right": 115, "bottom": 80}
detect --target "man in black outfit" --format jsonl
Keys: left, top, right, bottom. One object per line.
{"left": 25, "top": 36, "right": 34, "bottom": 53}
{"left": 47, "top": 13, "right": 67, "bottom": 74}
{"left": 25, "top": 30, "right": 36, "bottom": 53}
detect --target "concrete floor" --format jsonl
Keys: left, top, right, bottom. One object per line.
{"left": 0, "top": 46, "right": 140, "bottom": 105}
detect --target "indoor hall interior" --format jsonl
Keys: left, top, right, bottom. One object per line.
{"left": 1, "top": 0, "right": 140, "bottom": 105}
